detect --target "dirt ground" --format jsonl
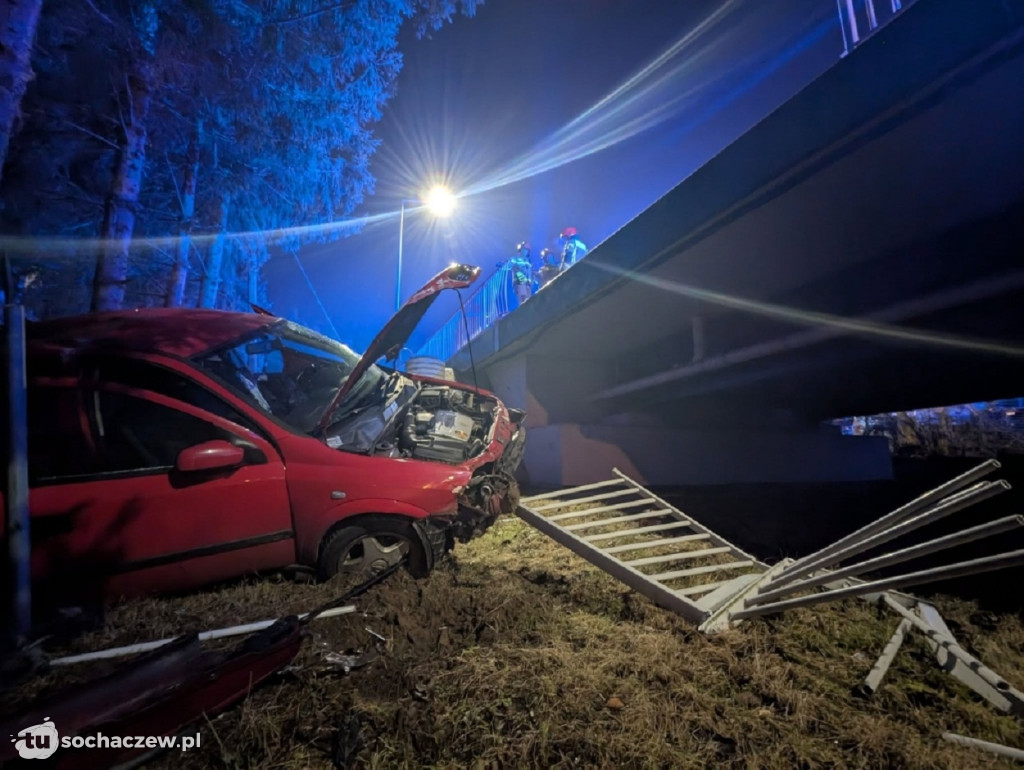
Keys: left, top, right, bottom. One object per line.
{"left": 7, "top": 515, "right": 1024, "bottom": 769}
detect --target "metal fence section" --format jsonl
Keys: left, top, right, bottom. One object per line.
{"left": 515, "top": 462, "right": 1024, "bottom": 714}
{"left": 517, "top": 469, "right": 772, "bottom": 625}
{"left": 518, "top": 461, "right": 1024, "bottom": 635}
{"left": 726, "top": 460, "right": 1023, "bottom": 624}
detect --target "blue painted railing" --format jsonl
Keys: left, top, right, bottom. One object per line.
{"left": 417, "top": 263, "right": 518, "bottom": 361}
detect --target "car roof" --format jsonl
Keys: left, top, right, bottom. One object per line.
{"left": 27, "top": 308, "right": 278, "bottom": 359}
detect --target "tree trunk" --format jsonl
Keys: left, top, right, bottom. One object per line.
{"left": 198, "top": 194, "right": 230, "bottom": 308}
{"left": 0, "top": 0, "right": 43, "bottom": 186}
{"left": 92, "top": 57, "right": 154, "bottom": 311}
{"left": 246, "top": 232, "right": 269, "bottom": 306}
{"left": 165, "top": 120, "right": 201, "bottom": 307}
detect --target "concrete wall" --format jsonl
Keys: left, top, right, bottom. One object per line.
{"left": 484, "top": 354, "right": 614, "bottom": 428}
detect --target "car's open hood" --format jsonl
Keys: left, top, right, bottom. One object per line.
{"left": 314, "top": 263, "right": 481, "bottom": 434}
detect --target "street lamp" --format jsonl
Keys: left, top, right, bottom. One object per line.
{"left": 396, "top": 185, "right": 457, "bottom": 311}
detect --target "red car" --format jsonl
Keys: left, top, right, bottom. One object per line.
{"left": 13, "top": 264, "right": 525, "bottom": 602}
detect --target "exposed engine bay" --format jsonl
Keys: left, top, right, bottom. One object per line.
{"left": 322, "top": 374, "right": 523, "bottom": 542}
{"left": 323, "top": 376, "right": 499, "bottom": 465}
{"left": 398, "top": 386, "right": 494, "bottom": 462}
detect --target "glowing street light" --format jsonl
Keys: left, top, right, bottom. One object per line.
{"left": 396, "top": 185, "right": 457, "bottom": 311}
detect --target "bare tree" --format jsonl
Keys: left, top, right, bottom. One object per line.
{"left": 0, "top": 0, "right": 44, "bottom": 185}
{"left": 91, "top": 1, "right": 157, "bottom": 310}
{"left": 164, "top": 119, "right": 200, "bottom": 307}
{"left": 198, "top": 191, "right": 229, "bottom": 308}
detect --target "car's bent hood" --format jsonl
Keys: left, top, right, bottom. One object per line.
{"left": 314, "top": 263, "right": 481, "bottom": 433}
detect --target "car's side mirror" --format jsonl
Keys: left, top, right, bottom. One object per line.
{"left": 176, "top": 440, "right": 245, "bottom": 473}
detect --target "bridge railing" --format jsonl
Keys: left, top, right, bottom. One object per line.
{"left": 417, "top": 264, "right": 515, "bottom": 361}
{"left": 837, "top": 0, "right": 915, "bottom": 56}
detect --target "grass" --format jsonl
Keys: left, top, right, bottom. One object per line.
{"left": 6, "top": 515, "right": 1024, "bottom": 768}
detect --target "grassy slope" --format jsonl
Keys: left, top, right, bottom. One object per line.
{"left": 12, "top": 516, "right": 1024, "bottom": 769}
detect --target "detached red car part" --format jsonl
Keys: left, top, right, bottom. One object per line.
{"left": 0, "top": 617, "right": 303, "bottom": 768}
{"left": 4, "top": 264, "right": 525, "bottom": 602}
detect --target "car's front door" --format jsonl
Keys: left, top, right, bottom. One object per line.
{"left": 29, "top": 380, "right": 294, "bottom": 600}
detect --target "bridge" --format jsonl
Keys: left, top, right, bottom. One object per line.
{"left": 420, "top": 0, "right": 1024, "bottom": 488}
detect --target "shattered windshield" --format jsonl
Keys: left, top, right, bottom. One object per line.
{"left": 194, "top": 321, "right": 382, "bottom": 433}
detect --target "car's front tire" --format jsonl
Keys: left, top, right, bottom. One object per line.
{"left": 317, "top": 517, "right": 429, "bottom": 584}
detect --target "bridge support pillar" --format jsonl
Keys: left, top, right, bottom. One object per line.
{"left": 482, "top": 354, "right": 614, "bottom": 427}
{"left": 521, "top": 423, "right": 891, "bottom": 488}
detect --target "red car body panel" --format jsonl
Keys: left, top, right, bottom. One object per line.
{"left": 28, "top": 384, "right": 295, "bottom": 599}
{"left": 274, "top": 431, "right": 471, "bottom": 566}
{"left": 9, "top": 268, "right": 524, "bottom": 601}
{"left": 28, "top": 308, "right": 271, "bottom": 358}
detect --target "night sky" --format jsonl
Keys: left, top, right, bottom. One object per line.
{"left": 265, "top": 0, "right": 843, "bottom": 354}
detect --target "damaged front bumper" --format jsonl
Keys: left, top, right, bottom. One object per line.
{"left": 427, "top": 424, "right": 526, "bottom": 553}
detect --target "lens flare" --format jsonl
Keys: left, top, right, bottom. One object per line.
{"left": 0, "top": 212, "right": 394, "bottom": 260}
{"left": 587, "top": 260, "right": 1024, "bottom": 359}
{"left": 463, "top": 0, "right": 834, "bottom": 198}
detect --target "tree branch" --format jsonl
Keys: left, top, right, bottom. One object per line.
{"left": 165, "top": 151, "right": 184, "bottom": 212}
{"left": 80, "top": 0, "right": 115, "bottom": 25}
{"left": 269, "top": 1, "right": 357, "bottom": 26}
{"left": 62, "top": 120, "right": 120, "bottom": 150}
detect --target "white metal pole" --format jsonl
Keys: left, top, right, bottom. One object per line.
{"left": 865, "top": 0, "right": 879, "bottom": 30}
{"left": 749, "top": 514, "right": 1024, "bottom": 607}
{"left": 942, "top": 733, "right": 1024, "bottom": 762}
{"left": 859, "top": 618, "right": 911, "bottom": 695}
{"left": 836, "top": 0, "right": 851, "bottom": 55}
{"left": 395, "top": 201, "right": 406, "bottom": 312}
{"left": 883, "top": 597, "right": 1016, "bottom": 695}
{"left": 51, "top": 605, "right": 357, "bottom": 666}
{"left": 845, "top": 0, "right": 861, "bottom": 45}
{"left": 4, "top": 302, "right": 30, "bottom": 643}
{"left": 777, "top": 460, "right": 1000, "bottom": 581}
{"left": 732, "top": 548, "right": 1024, "bottom": 620}
{"left": 771, "top": 476, "right": 1006, "bottom": 589}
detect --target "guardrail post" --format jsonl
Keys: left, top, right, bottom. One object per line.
{"left": 4, "top": 302, "right": 31, "bottom": 644}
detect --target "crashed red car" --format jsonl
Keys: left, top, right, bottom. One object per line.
{"left": 14, "top": 264, "right": 525, "bottom": 602}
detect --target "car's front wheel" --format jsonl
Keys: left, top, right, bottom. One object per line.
{"left": 317, "top": 517, "right": 429, "bottom": 585}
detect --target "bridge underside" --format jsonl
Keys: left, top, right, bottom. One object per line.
{"left": 450, "top": 0, "right": 1024, "bottom": 486}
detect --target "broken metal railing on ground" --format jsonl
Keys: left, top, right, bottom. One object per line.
{"left": 519, "top": 460, "right": 1023, "bottom": 631}
{"left": 517, "top": 459, "right": 1024, "bottom": 724}
{"left": 723, "top": 459, "right": 1024, "bottom": 627}
{"left": 517, "top": 469, "right": 772, "bottom": 625}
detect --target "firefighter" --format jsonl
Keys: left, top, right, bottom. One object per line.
{"left": 510, "top": 241, "right": 534, "bottom": 306}
{"left": 559, "top": 226, "right": 588, "bottom": 269}
{"left": 537, "top": 248, "right": 559, "bottom": 289}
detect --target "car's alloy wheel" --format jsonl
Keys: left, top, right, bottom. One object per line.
{"left": 318, "top": 518, "right": 428, "bottom": 584}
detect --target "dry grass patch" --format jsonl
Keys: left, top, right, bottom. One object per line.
{"left": 3, "top": 515, "right": 1023, "bottom": 768}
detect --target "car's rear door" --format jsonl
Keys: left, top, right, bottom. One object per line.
{"left": 29, "top": 365, "right": 295, "bottom": 599}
